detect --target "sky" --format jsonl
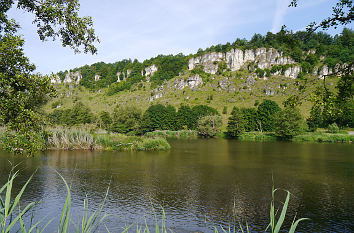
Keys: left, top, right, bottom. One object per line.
{"left": 7, "top": 0, "right": 352, "bottom": 74}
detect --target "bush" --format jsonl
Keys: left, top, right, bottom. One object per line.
{"left": 227, "top": 107, "right": 245, "bottom": 137}
{"left": 257, "top": 100, "right": 281, "bottom": 132}
{"left": 274, "top": 107, "right": 306, "bottom": 139}
{"left": 327, "top": 123, "right": 339, "bottom": 134}
{"left": 136, "top": 138, "right": 170, "bottom": 151}
{"left": 197, "top": 115, "right": 222, "bottom": 137}
{"left": 307, "top": 105, "right": 323, "bottom": 132}
{"left": 241, "top": 108, "right": 258, "bottom": 132}
{"left": 111, "top": 106, "right": 142, "bottom": 134}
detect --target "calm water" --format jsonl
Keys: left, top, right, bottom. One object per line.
{"left": 0, "top": 140, "right": 353, "bottom": 232}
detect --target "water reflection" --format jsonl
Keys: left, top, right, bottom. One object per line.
{"left": 0, "top": 140, "right": 353, "bottom": 232}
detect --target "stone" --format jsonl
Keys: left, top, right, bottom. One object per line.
{"left": 246, "top": 75, "right": 256, "bottom": 86}
{"left": 64, "top": 71, "right": 82, "bottom": 84}
{"left": 318, "top": 65, "right": 332, "bottom": 79}
{"left": 218, "top": 78, "right": 231, "bottom": 91}
{"left": 95, "top": 74, "right": 101, "bottom": 81}
{"left": 144, "top": 64, "right": 158, "bottom": 78}
{"left": 188, "top": 47, "right": 294, "bottom": 74}
{"left": 51, "top": 75, "right": 61, "bottom": 84}
{"left": 173, "top": 75, "right": 203, "bottom": 91}
{"left": 284, "top": 66, "right": 301, "bottom": 79}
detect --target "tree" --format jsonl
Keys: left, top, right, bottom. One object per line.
{"left": 274, "top": 107, "right": 306, "bottom": 139}
{"left": 98, "top": 111, "right": 112, "bottom": 130}
{"left": 176, "top": 105, "right": 195, "bottom": 130}
{"left": 0, "top": 0, "right": 99, "bottom": 154}
{"left": 307, "top": 105, "right": 323, "bottom": 132}
{"left": 289, "top": 0, "right": 353, "bottom": 32}
{"left": 141, "top": 104, "right": 168, "bottom": 133}
{"left": 111, "top": 106, "right": 142, "bottom": 134}
{"left": 197, "top": 115, "right": 222, "bottom": 137}
{"left": 287, "top": 1, "right": 353, "bottom": 125}
{"left": 1, "top": 0, "right": 99, "bottom": 54}
{"left": 227, "top": 107, "right": 246, "bottom": 137}
{"left": 257, "top": 100, "right": 281, "bottom": 132}
{"left": 241, "top": 108, "right": 258, "bottom": 132}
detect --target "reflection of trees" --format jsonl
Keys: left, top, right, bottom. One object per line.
{"left": 1, "top": 141, "right": 353, "bottom": 231}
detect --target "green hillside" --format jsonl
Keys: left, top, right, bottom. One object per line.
{"left": 43, "top": 28, "right": 352, "bottom": 130}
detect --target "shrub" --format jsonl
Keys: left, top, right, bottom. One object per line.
{"left": 227, "top": 107, "right": 246, "bottom": 137}
{"left": 197, "top": 115, "right": 222, "bottom": 137}
{"left": 307, "top": 105, "right": 323, "bottom": 132}
{"left": 112, "top": 106, "right": 142, "bottom": 134}
{"left": 274, "top": 107, "right": 306, "bottom": 139}
{"left": 241, "top": 108, "right": 258, "bottom": 132}
{"left": 257, "top": 100, "right": 281, "bottom": 132}
{"left": 327, "top": 123, "right": 339, "bottom": 134}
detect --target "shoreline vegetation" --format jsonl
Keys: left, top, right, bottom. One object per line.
{"left": 0, "top": 170, "right": 307, "bottom": 233}
{"left": 0, "top": 127, "right": 352, "bottom": 155}
{"left": 0, "top": 127, "right": 171, "bottom": 153}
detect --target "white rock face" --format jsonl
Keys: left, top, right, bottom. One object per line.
{"left": 318, "top": 65, "right": 333, "bottom": 79}
{"left": 174, "top": 75, "right": 203, "bottom": 91}
{"left": 187, "top": 75, "right": 203, "bottom": 90}
{"left": 284, "top": 66, "right": 301, "bottom": 79}
{"left": 127, "top": 69, "right": 132, "bottom": 77}
{"left": 145, "top": 64, "right": 158, "bottom": 77}
{"left": 117, "top": 72, "right": 121, "bottom": 82}
{"left": 95, "top": 74, "right": 101, "bottom": 81}
{"left": 189, "top": 52, "right": 224, "bottom": 74}
{"left": 188, "top": 48, "right": 294, "bottom": 73}
{"left": 226, "top": 49, "right": 244, "bottom": 70}
{"left": 64, "top": 71, "right": 82, "bottom": 84}
{"left": 51, "top": 75, "right": 61, "bottom": 84}
{"left": 144, "top": 64, "right": 158, "bottom": 82}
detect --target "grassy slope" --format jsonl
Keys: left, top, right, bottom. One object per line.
{"left": 43, "top": 70, "right": 339, "bottom": 130}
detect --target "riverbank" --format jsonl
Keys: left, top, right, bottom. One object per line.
{"left": 145, "top": 129, "right": 354, "bottom": 143}
{"left": 0, "top": 127, "right": 170, "bottom": 153}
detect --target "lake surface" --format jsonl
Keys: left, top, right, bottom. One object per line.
{"left": 0, "top": 140, "right": 353, "bottom": 232}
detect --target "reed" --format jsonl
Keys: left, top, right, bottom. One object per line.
{"left": 46, "top": 127, "right": 100, "bottom": 150}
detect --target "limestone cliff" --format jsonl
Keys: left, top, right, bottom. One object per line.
{"left": 188, "top": 48, "right": 298, "bottom": 78}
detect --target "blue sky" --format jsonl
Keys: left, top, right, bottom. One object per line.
{"left": 8, "top": 0, "right": 352, "bottom": 74}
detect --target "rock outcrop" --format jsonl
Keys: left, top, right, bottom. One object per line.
{"left": 149, "top": 86, "right": 164, "bottom": 101}
{"left": 318, "top": 65, "right": 333, "bottom": 79}
{"left": 173, "top": 75, "right": 203, "bottom": 91}
{"left": 95, "top": 74, "right": 101, "bottom": 81}
{"left": 189, "top": 52, "right": 223, "bottom": 74}
{"left": 284, "top": 66, "right": 301, "bottom": 79}
{"left": 51, "top": 75, "right": 61, "bottom": 84}
{"left": 64, "top": 71, "right": 82, "bottom": 84}
{"left": 144, "top": 65, "right": 158, "bottom": 82}
{"left": 189, "top": 48, "right": 295, "bottom": 74}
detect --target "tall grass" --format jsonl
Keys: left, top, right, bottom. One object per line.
{"left": 145, "top": 130, "right": 198, "bottom": 139}
{"left": 95, "top": 134, "right": 170, "bottom": 151}
{"left": 46, "top": 127, "right": 100, "bottom": 150}
{"left": 214, "top": 186, "right": 308, "bottom": 233}
{"left": 237, "top": 132, "right": 277, "bottom": 142}
{"left": 1, "top": 170, "right": 308, "bottom": 233}
{"left": 292, "top": 132, "right": 354, "bottom": 143}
